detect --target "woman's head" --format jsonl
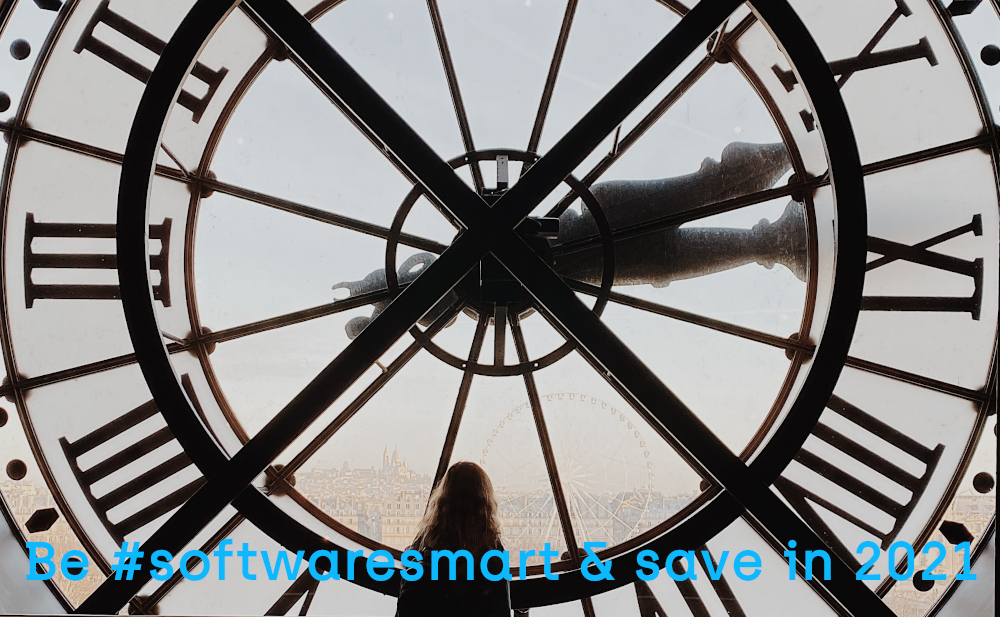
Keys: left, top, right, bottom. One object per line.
{"left": 411, "top": 462, "right": 502, "bottom": 555}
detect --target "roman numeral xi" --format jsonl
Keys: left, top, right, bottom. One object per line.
{"left": 772, "top": 0, "right": 938, "bottom": 131}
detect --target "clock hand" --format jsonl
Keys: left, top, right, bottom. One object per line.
{"left": 334, "top": 141, "right": 802, "bottom": 331}
{"left": 333, "top": 252, "right": 458, "bottom": 340}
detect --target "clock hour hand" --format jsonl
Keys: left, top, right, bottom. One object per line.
{"left": 553, "top": 141, "right": 806, "bottom": 286}
{"left": 333, "top": 252, "right": 459, "bottom": 339}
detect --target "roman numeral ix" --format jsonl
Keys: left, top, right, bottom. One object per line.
{"left": 864, "top": 215, "right": 983, "bottom": 320}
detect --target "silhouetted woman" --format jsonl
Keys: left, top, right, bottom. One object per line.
{"left": 396, "top": 462, "right": 511, "bottom": 617}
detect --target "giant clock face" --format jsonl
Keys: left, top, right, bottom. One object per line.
{"left": 0, "top": 0, "right": 996, "bottom": 615}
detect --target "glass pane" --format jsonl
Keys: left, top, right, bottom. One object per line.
{"left": 193, "top": 191, "right": 390, "bottom": 330}
{"left": 0, "top": 395, "right": 107, "bottom": 607}
{"left": 209, "top": 57, "right": 416, "bottom": 230}
{"left": 882, "top": 416, "right": 996, "bottom": 617}
{"left": 26, "top": 0, "right": 198, "bottom": 152}
{"left": 539, "top": 0, "right": 683, "bottom": 154}
{"left": 0, "top": 0, "right": 61, "bottom": 123}
{"left": 630, "top": 516, "right": 839, "bottom": 615}
{"left": 775, "top": 364, "right": 979, "bottom": 587}
{"left": 530, "top": 352, "right": 704, "bottom": 550}
{"left": 785, "top": 0, "right": 985, "bottom": 164}
{"left": 852, "top": 150, "right": 999, "bottom": 390}
{"left": 151, "top": 515, "right": 314, "bottom": 616}
{"left": 731, "top": 16, "right": 830, "bottom": 177}
{"left": 448, "top": 373, "right": 566, "bottom": 569}
{"left": 949, "top": 1, "right": 1000, "bottom": 115}
{"left": 160, "top": 8, "right": 270, "bottom": 173}
{"left": 23, "top": 363, "right": 205, "bottom": 558}
{"left": 4, "top": 141, "right": 189, "bottom": 377}
{"left": 435, "top": 0, "right": 574, "bottom": 152}
{"left": 25, "top": 0, "right": 267, "bottom": 175}
{"left": 275, "top": 348, "right": 464, "bottom": 551}
{"left": 206, "top": 311, "right": 397, "bottom": 441}
{"left": 598, "top": 298, "right": 797, "bottom": 455}
{"left": 315, "top": 0, "right": 466, "bottom": 161}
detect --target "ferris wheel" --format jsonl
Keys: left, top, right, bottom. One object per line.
{"left": 481, "top": 393, "right": 656, "bottom": 558}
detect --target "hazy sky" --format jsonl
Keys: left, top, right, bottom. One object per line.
{"left": 0, "top": 0, "right": 997, "bottom": 571}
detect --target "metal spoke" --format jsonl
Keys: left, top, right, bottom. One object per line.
{"left": 0, "top": 122, "right": 448, "bottom": 253}
{"left": 552, "top": 180, "right": 805, "bottom": 258}
{"left": 545, "top": 53, "right": 713, "bottom": 217}
{"left": 510, "top": 315, "right": 582, "bottom": 562}
{"left": 206, "top": 177, "right": 450, "bottom": 254}
{"left": 11, "top": 345, "right": 182, "bottom": 392}
{"left": 526, "top": 0, "right": 580, "bottom": 155}
{"left": 489, "top": 0, "right": 741, "bottom": 230}
{"left": 432, "top": 315, "right": 489, "bottom": 489}
{"left": 492, "top": 232, "right": 892, "bottom": 616}
{"left": 842, "top": 355, "right": 988, "bottom": 402}
{"left": 7, "top": 291, "right": 389, "bottom": 392}
{"left": 568, "top": 279, "right": 813, "bottom": 353}
{"left": 245, "top": 0, "right": 490, "bottom": 228}
{"left": 141, "top": 512, "right": 245, "bottom": 609}
{"left": 655, "top": 0, "right": 690, "bottom": 16}
{"left": 567, "top": 274, "right": 989, "bottom": 405}
{"left": 426, "top": 0, "right": 485, "bottom": 194}
{"left": 273, "top": 304, "right": 464, "bottom": 483}
{"left": 91, "top": 0, "right": 746, "bottom": 609}
{"left": 545, "top": 13, "right": 756, "bottom": 217}
{"left": 202, "top": 288, "right": 393, "bottom": 346}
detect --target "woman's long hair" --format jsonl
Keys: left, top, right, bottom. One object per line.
{"left": 411, "top": 462, "right": 503, "bottom": 555}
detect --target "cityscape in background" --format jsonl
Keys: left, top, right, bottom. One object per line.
{"left": 1, "top": 444, "right": 994, "bottom": 613}
{"left": 294, "top": 446, "right": 693, "bottom": 561}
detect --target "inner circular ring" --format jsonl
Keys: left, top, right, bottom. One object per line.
{"left": 384, "top": 149, "right": 616, "bottom": 377}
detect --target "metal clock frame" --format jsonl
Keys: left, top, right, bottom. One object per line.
{"left": 56, "top": 0, "right": 891, "bottom": 614}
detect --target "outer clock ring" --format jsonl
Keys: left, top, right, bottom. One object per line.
{"left": 113, "top": 0, "right": 866, "bottom": 609}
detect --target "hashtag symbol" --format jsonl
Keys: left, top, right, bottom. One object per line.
{"left": 111, "top": 542, "right": 144, "bottom": 580}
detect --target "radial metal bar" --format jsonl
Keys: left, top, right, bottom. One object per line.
{"left": 0, "top": 122, "right": 448, "bottom": 254}
{"left": 88, "top": 0, "right": 747, "bottom": 609}
{"left": 545, "top": 54, "right": 713, "bottom": 217}
{"left": 13, "top": 345, "right": 181, "bottom": 391}
{"left": 492, "top": 239, "right": 890, "bottom": 616}
{"left": 432, "top": 315, "right": 489, "bottom": 489}
{"left": 553, "top": 180, "right": 806, "bottom": 257}
{"left": 426, "top": 0, "right": 485, "bottom": 194}
{"left": 842, "top": 355, "right": 988, "bottom": 403}
{"left": 201, "top": 288, "right": 394, "bottom": 345}
{"left": 206, "top": 177, "right": 449, "bottom": 253}
{"left": 274, "top": 305, "right": 463, "bottom": 482}
{"left": 569, "top": 280, "right": 988, "bottom": 403}
{"left": 510, "top": 315, "right": 582, "bottom": 561}
{"left": 569, "top": 279, "right": 812, "bottom": 352}
{"left": 247, "top": 0, "right": 491, "bottom": 227}
{"left": 655, "top": 0, "right": 690, "bottom": 16}
{"left": 141, "top": 512, "right": 245, "bottom": 609}
{"left": 11, "top": 292, "right": 389, "bottom": 392}
{"left": 526, "top": 0, "right": 580, "bottom": 155}
{"left": 545, "top": 13, "right": 756, "bottom": 218}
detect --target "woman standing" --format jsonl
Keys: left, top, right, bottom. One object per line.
{"left": 396, "top": 462, "right": 511, "bottom": 616}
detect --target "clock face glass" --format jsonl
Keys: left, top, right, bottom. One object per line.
{"left": 0, "top": 1, "right": 996, "bottom": 616}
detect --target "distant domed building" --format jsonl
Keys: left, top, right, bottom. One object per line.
{"left": 382, "top": 445, "right": 414, "bottom": 478}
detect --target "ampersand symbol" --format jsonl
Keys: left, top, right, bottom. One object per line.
{"left": 581, "top": 542, "right": 614, "bottom": 581}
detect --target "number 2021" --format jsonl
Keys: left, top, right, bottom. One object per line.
{"left": 856, "top": 540, "right": 977, "bottom": 581}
